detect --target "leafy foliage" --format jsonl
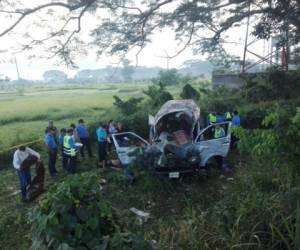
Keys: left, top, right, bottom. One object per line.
{"left": 1, "top": 1, "right": 300, "bottom": 65}
{"left": 113, "top": 96, "right": 143, "bottom": 115}
{"left": 29, "top": 173, "right": 152, "bottom": 250}
{"left": 152, "top": 69, "right": 180, "bottom": 86}
{"left": 180, "top": 84, "right": 200, "bottom": 100}
{"left": 242, "top": 68, "right": 300, "bottom": 103}
{"left": 143, "top": 83, "right": 173, "bottom": 108}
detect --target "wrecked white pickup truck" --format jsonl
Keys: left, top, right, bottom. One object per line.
{"left": 112, "top": 100, "right": 231, "bottom": 178}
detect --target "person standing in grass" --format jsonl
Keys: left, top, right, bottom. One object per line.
{"left": 70, "top": 123, "right": 80, "bottom": 142}
{"left": 116, "top": 122, "right": 124, "bottom": 133}
{"left": 77, "top": 119, "right": 93, "bottom": 158}
{"left": 45, "top": 120, "right": 58, "bottom": 135}
{"left": 44, "top": 127, "right": 58, "bottom": 177}
{"left": 231, "top": 110, "right": 241, "bottom": 148}
{"left": 108, "top": 120, "right": 118, "bottom": 153}
{"left": 96, "top": 123, "right": 108, "bottom": 168}
{"left": 231, "top": 110, "right": 241, "bottom": 127}
{"left": 63, "top": 129, "right": 81, "bottom": 174}
{"left": 213, "top": 124, "right": 231, "bottom": 174}
{"left": 13, "top": 146, "right": 40, "bottom": 201}
{"left": 58, "top": 128, "right": 67, "bottom": 169}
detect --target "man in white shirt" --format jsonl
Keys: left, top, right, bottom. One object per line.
{"left": 13, "top": 146, "right": 40, "bottom": 201}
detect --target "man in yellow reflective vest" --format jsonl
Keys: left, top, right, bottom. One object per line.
{"left": 64, "top": 129, "right": 81, "bottom": 174}
{"left": 208, "top": 112, "right": 217, "bottom": 125}
{"left": 224, "top": 111, "right": 232, "bottom": 121}
{"left": 214, "top": 124, "right": 225, "bottom": 138}
{"left": 213, "top": 124, "right": 230, "bottom": 174}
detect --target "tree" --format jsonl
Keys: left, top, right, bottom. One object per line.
{"left": 113, "top": 95, "right": 143, "bottom": 115}
{"left": 153, "top": 69, "right": 180, "bottom": 86}
{"left": 143, "top": 83, "right": 173, "bottom": 108}
{"left": 0, "top": 1, "right": 299, "bottom": 66}
{"left": 180, "top": 84, "right": 200, "bottom": 101}
{"left": 43, "top": 70, "right": 68, "bottom": 83}
{"left": 121, "top": 59, "right": 135, "bottom": 81}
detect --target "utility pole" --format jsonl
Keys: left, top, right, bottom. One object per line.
{"left": 285, "top": 22, "right": 289, "bottom": 70}
{"left": 242, "top": 2, "right": 251, "bottom": 73}
{"left": 163, "top": 50, "right": 170, "bottom": 70}
{"left": 14, "top": 56, "right": 21, "bottom": 80}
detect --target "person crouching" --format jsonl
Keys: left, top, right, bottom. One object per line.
{"left": 13, "top": 146, "right": 40, "bottom": 202}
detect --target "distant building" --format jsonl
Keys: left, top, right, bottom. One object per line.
{"left": 212, "top": 73, "right": 246, "bottom": 89}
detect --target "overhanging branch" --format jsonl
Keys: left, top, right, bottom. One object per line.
{"left": 0, "top": 0, "right": 96, "bottom": 37}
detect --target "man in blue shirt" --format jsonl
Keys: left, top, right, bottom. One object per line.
{"left": 77, "top": 119, "right": 93, "bottom": 158}
{"left": 44, "top": 127, "right": 58, "bottom": 177}
{"left": 96, "top": 123, "right": 108, "bottom": 168}
{"left": 232, "top": 110, "right": 241, "bottom": 127}
{"left": 58, "top": 128, "right": 67, "bottom": 169}
{"left": 231, "top": 110, "right": 241, "bottom": 149}
{"left": 216, "top": 112, "right": 224, "bottom": 123}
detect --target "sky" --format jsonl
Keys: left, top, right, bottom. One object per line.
{"left": 0, "top": 0, "right": 270, "bottom": 80}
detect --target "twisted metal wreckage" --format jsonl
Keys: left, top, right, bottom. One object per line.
{"left": 112, "top": 100, "right": 232, "bottom": 178}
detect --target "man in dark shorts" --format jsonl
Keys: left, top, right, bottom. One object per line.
{"left": 96, "top": 123, "right": 108, "bottom": 168}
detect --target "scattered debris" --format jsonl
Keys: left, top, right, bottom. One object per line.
{"left": 130, "top": 207, "right": 150, "bottom": 225}
{"left": 146, "top": 200, "right": 156, "bottom": 209}
{"left": 151, "top": 240, "right": 159, "bottom": 250}
{"left": 11, "top": 190, "right": 21, "bottom": 196}
{"left": 100, "top": 178, "right": 107, "bottom": 185}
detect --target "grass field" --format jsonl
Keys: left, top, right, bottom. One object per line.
{"left": 0, "top": 82, "right": 184, "bottom": 151}
{"left": 0, "top": 83, "right": 152, "bottom": 151}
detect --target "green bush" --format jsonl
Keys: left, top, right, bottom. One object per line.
{"left": 29, "top": 173, "right": 152, "bottom": 250}
{"left": 241, "top": 68, "right": 300, "bottom": 103}
{"left": 113, "top": 96, "right": 143, "bottom": 115}
{"left": 116, "top": 107, "right": 150, "bottom": 139}
{"left": 152, "top": 69, "right": 180, "bottom": 86}
{"left": 180, "top": 84, "right": 200, "bottom": 100}
{"left": 143, "top": 83, "right": 173, "bottom": 108}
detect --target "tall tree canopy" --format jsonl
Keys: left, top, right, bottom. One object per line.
{"left": 0, "top": 0, "right": 299, "bottom": 66}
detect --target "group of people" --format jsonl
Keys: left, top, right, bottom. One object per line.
{"left": 13, "top": 119, "right": 123, "bottom": 201}
{"left": 44, "top": 119, "right": 124, "bottom": 175}
{"left": 12, "top": 111, "right": 241, "bottom": 202}
{"left": 204, "top": 110, "right": 241, "bottom": 174}
{"left": 207, "top": 110, "right": 241, "bottom": 127}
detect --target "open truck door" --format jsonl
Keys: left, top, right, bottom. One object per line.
{"left": 112, "top": 132, "right": 149, "bottom": 165}
{"left": 194, "top": 122, "right": 231, "bottom": 167}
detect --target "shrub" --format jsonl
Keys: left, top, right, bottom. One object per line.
{"left": 29, "top": 173, "right": 151, "bottom": 250}
{"left": 113, "top": 96, "right": 143, "bottom": 115}
{"left": 180, "top": 84, "right": 200, "bottom": 100}
{"left": 143, "top": 83, "right": 173, "bottom": 109}
{"left": 152, "top": 69, "right": 180, "bottom": 86}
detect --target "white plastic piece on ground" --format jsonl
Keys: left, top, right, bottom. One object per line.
{"left": 218, "top": 174, "right": 226, "bottom": 179}
{"left": 11, "top": 190, "right": 21, "bottom": 196}
{"left": 100, "top": 178, "right": 107, "bottom": 184}
{"left": 227, "top": 177, "right": 234, "bottom": 181}
{"left": 130, "top": 207, "right": 150, "bottom": 225}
